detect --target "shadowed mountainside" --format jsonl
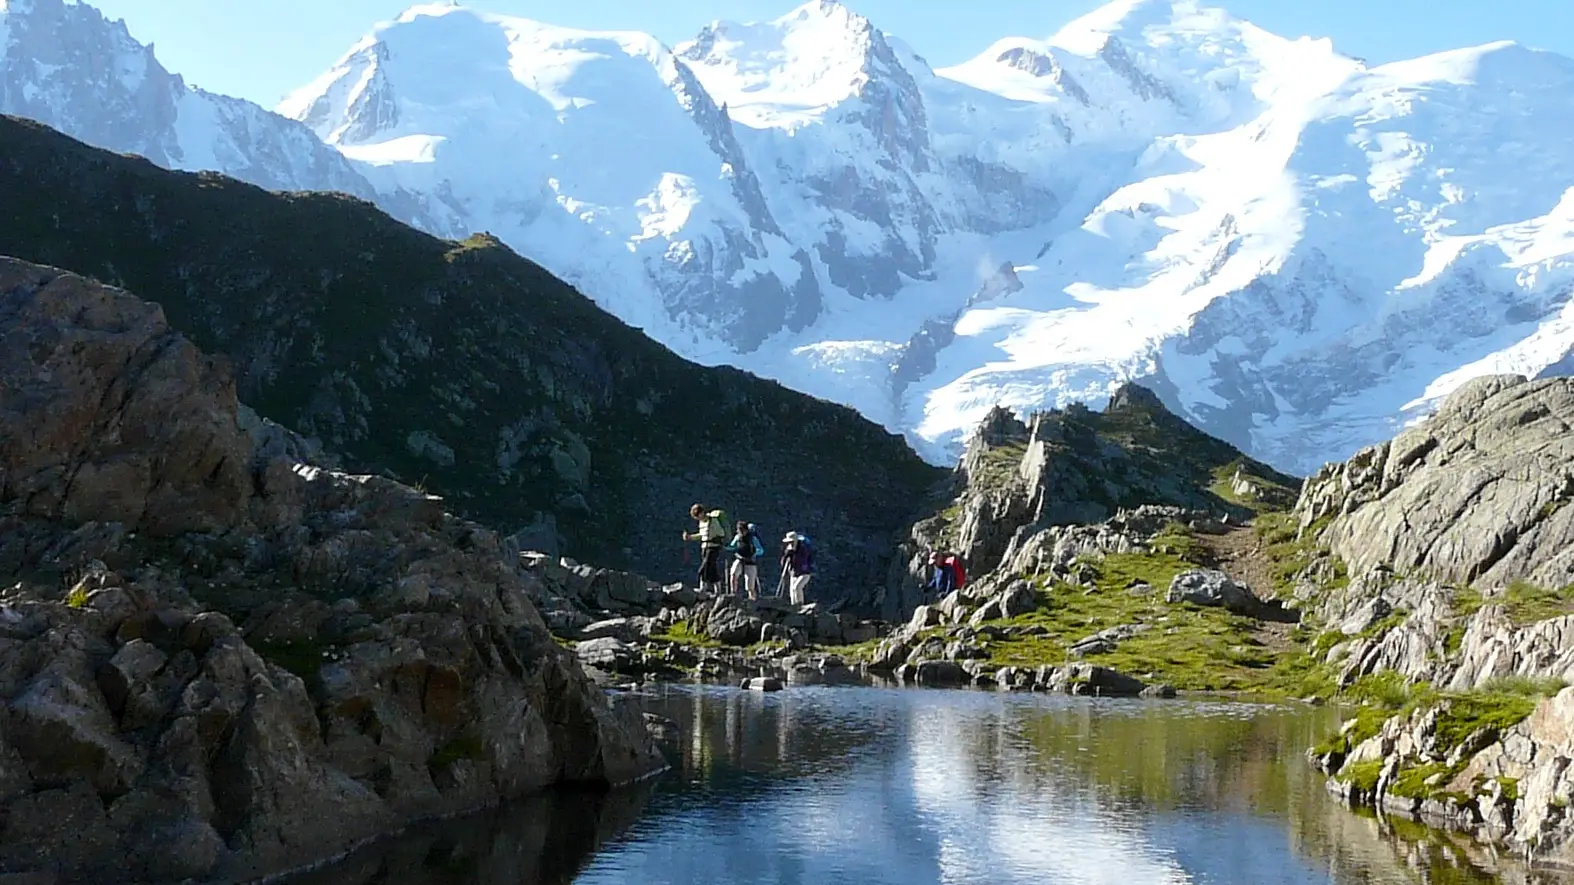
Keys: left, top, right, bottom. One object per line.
{"left": 0, "top": 114, "right": 946, "bottom": 592}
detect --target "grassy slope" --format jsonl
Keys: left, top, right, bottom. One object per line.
{"left": 0, "top": 115, "right": 944, "bottom": 582}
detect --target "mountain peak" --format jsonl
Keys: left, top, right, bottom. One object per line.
{"left": 677, "top": 1, "right": 907, "bottom": 129}
{"left": 779, "top": 0, "right": 866, "bottom": 29}
{"left": 1051, "top": 0, "right": 1228, "bottom": 54}
{"left": 394, "top": 2, "right": 467, "bottom": 24}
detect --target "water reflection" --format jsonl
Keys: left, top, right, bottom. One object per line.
{"left": 285, "top": 784, "right": 655, "bottom": 885}
{"left": 292, "top": 685, "right": 1574, "bottom": 885}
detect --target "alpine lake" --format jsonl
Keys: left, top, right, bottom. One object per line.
{"left": 287, "top": 681, "right": 1573, "bottom": 885}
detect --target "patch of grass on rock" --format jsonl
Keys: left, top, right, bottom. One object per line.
{"left": 649, "top": 619, "right": 722, "bottom": 649}
{"left": 973, "top": 546, "right": 1296, "bottom": 692}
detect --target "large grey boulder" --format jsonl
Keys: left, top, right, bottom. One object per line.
{"left": 693, "top": 600, "right": 766, "bottom": 646}
{"left": 1298, "top": 375, "right": 1574, "bottom": 589}
{"left": 574, "top": 637, "right": 642, "bottom": 673}
{"left": 998, "top": 580, "right": 1039, "bottom": 618}
{"left": 1038, "top": 663, "right": 1146, "bottom": 696}
{"left": 897, "top": 660, "right": 968, "bottom": 686}
{"left": 1166, "top": 569, "right": 1266, "bottom": 616}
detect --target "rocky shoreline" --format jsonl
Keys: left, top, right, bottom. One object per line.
{"left": 1287, "top": 376, "right": 1574, "bottom": 868}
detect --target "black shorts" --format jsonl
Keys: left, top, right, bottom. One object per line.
{"left": 698, "top": 545, "right": 722, "bottom": 583}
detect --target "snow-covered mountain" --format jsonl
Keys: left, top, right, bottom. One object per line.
{"left": 0, "top": 0, "right": 455, "bottom": 230}
{"left": 5, "top": 0, "right": 1574, "bottom": 475}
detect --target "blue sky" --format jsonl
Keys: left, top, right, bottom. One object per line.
{"left": 88, "top": 0, "right": 1573, "bottom": 108}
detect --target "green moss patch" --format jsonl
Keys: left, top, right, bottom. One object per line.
{"left": 970, "top": 441, "right": 1030, "bottom": 490}
{"left": 1389, "top": 761, "right": 1465, "bottom": 801}
{"left": 1337, "top": 759, "right": 1384, "bottom": 793}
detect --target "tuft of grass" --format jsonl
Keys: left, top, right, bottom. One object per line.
{"left": 1496, "top": 580, "right": 1574, "bottom": 625}
{"left": 1478, "top": 674, "right": 1567, "bottom": 698}
{"left": 1453, "top": 580, "right": 1574, "bottom": 628}
{"left": 649, "top": 619, "right": 723, "bottom": 648}
{"left": 1255, "top": 512, "right": 1347, "bottom": 598}
{"left": 1344, "top": 671, "right": 1424, "bottom": 710}
{"left": 1312, "top": 630, "right": 1347, "bottom": 657}
{"left": 1497, "top": 776, "right": 1522, "bottom": 802}
{"left": 1431, "top": 691, "right": 1538, "bottom": 753}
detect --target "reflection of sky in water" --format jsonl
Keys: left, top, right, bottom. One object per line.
{"left": 567, "top": 685, "right": 1495, "bottom": 885}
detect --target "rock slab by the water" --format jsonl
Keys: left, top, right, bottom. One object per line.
{"left": 0, "top": 259, "right": 665, "bottom": 883}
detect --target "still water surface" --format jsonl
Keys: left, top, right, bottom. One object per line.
{"left": 297, "top": 683, "right": 1573, "bottom": 885}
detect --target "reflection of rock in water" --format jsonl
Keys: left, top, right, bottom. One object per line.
{"left": 283, "top": 784, "right": 657, "bottom": 885}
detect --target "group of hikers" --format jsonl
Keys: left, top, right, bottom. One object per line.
{"left": 682, "top": 504, "right": 815, "bottom": 604}
{"left": 681, "top": 504, "right": 967, "bottom": 607}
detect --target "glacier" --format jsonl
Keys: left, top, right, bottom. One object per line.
{"left": 3, "top": 0, "right": 1573, "bottom": 474}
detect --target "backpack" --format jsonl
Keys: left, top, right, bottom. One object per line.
{"left": 793, "top": 538, "right": 815, "bottom": 574}
{"left": 705, "top": 509, "right": 727, "bottom": 539}
{"left": 750, "top": 530, "right": 765, "bottom": 559}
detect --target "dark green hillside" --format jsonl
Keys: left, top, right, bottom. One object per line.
{"left": 0, "top": 114, "right": 945, "bottom": 586}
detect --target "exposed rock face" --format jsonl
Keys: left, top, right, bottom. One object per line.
{"left": 0, "top": 261, "right": 254, "bottom": 534}
{"left": 1298, "top": 375, "right": 1574, "bottom": 589}
{"left": 0, "top": 259, "right": 664, "bottom": 883}
{"left": 866, "top": 388, "right": 1298, "bottom": 621}
{"left": 1289, "top": 376, "right": 1574, "bottom": 862}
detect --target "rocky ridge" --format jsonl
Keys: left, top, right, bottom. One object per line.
{"left": 862, "top": 384, "right": 1298, "bottom": 622}
{"left": 0, "top": 257, "right": 664, "bottom": 883}
{"left": 1283, "top": 376, "right": 1574, "bottom": 867}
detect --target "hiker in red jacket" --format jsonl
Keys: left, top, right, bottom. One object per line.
{"left": 941, "top": 552, "right": 966, "bottom": 590}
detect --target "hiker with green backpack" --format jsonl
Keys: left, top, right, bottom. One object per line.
{"left": 725, "top": 520, "right": 765, "bottom": 600}
{"left": 682, "top": 503, "right": 728, "bottom": 595}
